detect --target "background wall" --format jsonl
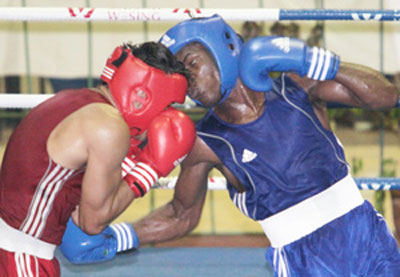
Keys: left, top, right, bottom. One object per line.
{"left": 0, "top": 0, "right": 399, "bottom": 81}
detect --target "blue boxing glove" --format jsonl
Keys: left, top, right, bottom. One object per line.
{"left": 60, "top": 218, "right": 139, "bottom": 264}
{"left": 239, "top": 36, "right": 341, "bottom": 92}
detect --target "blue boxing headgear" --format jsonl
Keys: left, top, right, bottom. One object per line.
{"left": 160, "top": 14, "right": 242, "bottom": 106}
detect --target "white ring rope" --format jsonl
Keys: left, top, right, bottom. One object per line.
{"left": 159, "top": 177, "right": 400, "bottom": 191}
{"left": 2, "top": 93, "right": 399, "bottom": 109}
{"left": 0, "top": 7, "right": 279, "bottom": 22}
{"left": 0, "top": 94, "right": 194, "bottom": 109}
{"left": 0, "top": 7, "right": 398, "bottom": 22}
{"left": 0, "top": 94, "right": 53, "bottom": 109}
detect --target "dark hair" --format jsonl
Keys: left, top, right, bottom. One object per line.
{"left": 125, "top": 42, "right": 191, "bottom": 82}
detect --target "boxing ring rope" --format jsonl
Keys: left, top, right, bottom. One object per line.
{"left": 0, "top": 7, "right": 399, "bottom": 22}
{"left": 158, "top": 177, "right": 400, "bottom": 191}
{"left": 1, "top": 94, "right": 400, "bottom": 110}
{"left": 0, "top": 94, "right": 54, "bottom": 109}
{"left": 0, "top": 7, "right": 399, "bottom": 191}
{"left": 4, "top": 94, "right": 400, "bottom": 109}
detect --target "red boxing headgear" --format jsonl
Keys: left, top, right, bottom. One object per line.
{"left": 101, "top": 45, "right": 188, "bottom": 136}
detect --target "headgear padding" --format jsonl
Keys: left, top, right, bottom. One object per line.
{"left": 101, "top": 45, "right": 188, "bottom": 136}
{"left": 160, "top": 14, "right": 242, "bottom": 106}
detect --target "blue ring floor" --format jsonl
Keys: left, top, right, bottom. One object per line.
{"left": 57, "top": 247, "right": 274, "bottom": 277}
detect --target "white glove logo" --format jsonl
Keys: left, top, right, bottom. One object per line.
{"left": 271, "top": 37, "right": 291, "bottom": 53}
{"left": 173, "top": 154, "right": 187, "bottom": 167}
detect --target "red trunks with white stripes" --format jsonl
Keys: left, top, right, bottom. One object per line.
{"left": 0, "top": 248, "right": 60, "bottom": 277}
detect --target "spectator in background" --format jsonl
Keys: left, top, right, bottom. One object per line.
{"left": 269, "top": 21, "right": 286, "bottom": 36}
{"left": 240, "top": 21, "right": 264, "bottom": 42}
{"left": 269, "top": 22, "right": 300, "bottom": 38}
{"left": 306, "top": 23, "right": 324, "bottom": 47}
{"left": 269, "top": 21, "right": 322, "bottom": 46}
{"left": 286, "top": 22, "right": 300, "bottom": 38}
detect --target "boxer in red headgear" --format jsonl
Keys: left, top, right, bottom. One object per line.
{"left": 101, "top": 44, "right": 188, "bottom": 136}
{"left": 0, "top": 42, "right": 196, "bottom": 276}
{"left": 99, "top": 43, "right": 195, "bottom": 197}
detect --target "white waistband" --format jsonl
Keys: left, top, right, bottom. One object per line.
{"left": 258, "top": 174, "right": 364, "bottom": 248}
{"left": 0, "top": 218, "right": 56, "bottom": 260}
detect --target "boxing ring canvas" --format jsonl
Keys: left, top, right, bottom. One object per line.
{"left": 56, "top": 248, "right": 273, "bottom": 276}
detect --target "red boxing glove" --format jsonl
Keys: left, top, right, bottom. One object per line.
{"left": 124, "top": 107, "right": 196, "bottom": 197}
{"left": 120, "top": 137, "right": 142, "bottom": 178}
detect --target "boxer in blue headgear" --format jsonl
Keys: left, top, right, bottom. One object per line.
{"left": 59, "top": 14, "right": 400, "bottom": 276}
{"left": 159, "top": 14, "right": 242, "bottom": 106}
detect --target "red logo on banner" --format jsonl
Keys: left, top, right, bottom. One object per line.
{"left": 172, "top": 8, "right": 202, "bottom": 14}
{"left": 68, "top": 7, "right": 95, "bottom": 18}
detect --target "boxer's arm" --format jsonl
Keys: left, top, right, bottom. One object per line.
{"left": 78, "top": 107, "right": 196, "bottom": 235}
{"left": 61, "top": 156, "right": 205, "bottom": 265}
{"left": 238, "top": 36, "right": 398, "bottom": 109}
{"left": 60, "top": 136, "right": 210, "bottom": 264}
{"left": 79, "top": 113, "right": 135, "bottom": 235}
{"left": 239, "top": 36, "right": 340, "bottom": 92}
{"left": 304, "top": 62, "right": 399, "bottom": 109}
{"left": 133, "top": 137, "right": 213, "bottom": 245}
